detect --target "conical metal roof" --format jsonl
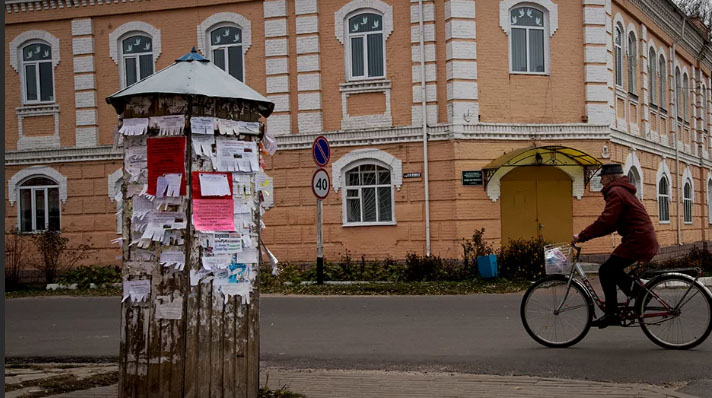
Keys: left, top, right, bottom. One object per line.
{"left": 106, "top": 48, "right": 274, "bottom": 117}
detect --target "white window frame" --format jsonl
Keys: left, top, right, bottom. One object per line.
{"left": 507, "top": 5, "right": 549, "bottom": 75}
{"left": 109, "top": 22, "right": 161, "bottom": 89}
{"left": 615, "top": 24, "right": 625, "bottom": 88}
{"left": 208, "top": 24, "right": 246, "bottom": 82}
{"left": 648, "top": 47, "right": 656, "bottom": 105}
{"left": 675, "top": 67, "right": 682, "bottom": 122}
{"left": 702, "top": 83, "right": 708, "bottom": 132}
{"left": 341, "top": 160, "right": 396, "bottom": 226}
{"left": 17, "top": 177, "right": 61, "bottom": 233}
{"left": 658, "top": 53, "right": 666, "bottom": 111}
{"left": 345, "top": 10, "right": 386, "bottom": 81}
{"left": 657, "top": 175, "right": 671, "bottom": 223}
{"left": 20, "top": 41, "right": 55, "bottom": 105}
{"left": 10, "top": 31, "right": 61, "bottom": 106}
{"left": 120, "top": 34, "right": 154, "bottom": 89}
{"left": 683, "top": 179, "right": 693, "bottom": 224}
{"left": 627, "top": 31, "right": 637, "bottom": 94}
{"left": 683, "top": 72, "right": 690, "bottom": 123}
{"left": 623, "top": 151, "right": 644, "bottom": 200}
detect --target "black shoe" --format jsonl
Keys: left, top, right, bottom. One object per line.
{"left": 591, "top": 314, "right": 621, "bottom": 329}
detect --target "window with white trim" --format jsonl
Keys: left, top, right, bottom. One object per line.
{"left": 210, "top": 25, "right": 244, "bottom": 81}
{"left": 21, "top": 42, "right": 54, "bottom": 104}
{"left": 346, "top": 12, "right": 385, "bottom": 80}
{"left": 708, "top": 179, "right": 712, "bottom": 224}
{"left": 658, "top": 175, "right": 670, "bottom": 222}
{"left": 627, "top": 31, "right": 637, "bottom": 94}
{"left": 121, "top": 35, "right": 154, "bottom": 87}
{"left": 510, "top": 6, "right": 546, "bottom": 73}
{"left": 18, "top": 176, "right": 60, "bottom": 233}
{"left": 683, "top": 72, "right": 689, "bottom": 122}
{"left": 675, "top": 67, "right": 682, "bottom": 120}
{"left": 684, "top": 180, "right": 693, "bottom": 223}
{"left": 648, "top": 47, "right": 656, "bottom": 105}
{"left": 344, "top": 163, "right": 394, "bottom": 224}
{"left": 659, "top": 55, "right": 666, "bottom": 109}
{"left": 703, "top": 84, "right": 708, "bottom": 131}
{"left": 627, "top": 168, "right": 643, "bottom": 200}
{"left": 615, "top": 25, "right": 624, "bottom": 87}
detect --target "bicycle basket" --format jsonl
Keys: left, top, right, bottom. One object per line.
{"left": 544, "top": 243, "right": 572, "bottom": 275}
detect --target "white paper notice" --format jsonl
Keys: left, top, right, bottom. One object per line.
{"left": 202, "top": 254, "right": 232, "bottom": 270}
{"left": 155, "top": 296, "right": 183, "bottom": 319}
{"left": 218, "top": 283, "right": 253, "bottom": 304}
{"left": 238, "top": 121, "right": 261, "bottom": 135}
{"left": 243, "top": 141, "right": 260, "bottom": 172}
{"left": 149, "top": 115, "right": 186, "bottom": 136}
{"left": 192, "top": 135, "right": 215, "bottom": 158}
{"left": 190, "top": 269, "right": 213, "bottom": 286}
{"left": 199, "top": 173, "right": 231, "bottom": 196}
{"left": 216, "top": 137, "right": 246, "bottom": 171}
{"left": 233, "top": 174, "right": 252, "bottom": 196}
{"left": 156, "top": 174, "right": 182, "bottom": 198}
{"left": 159, "top": 249, "right": 185, "bottom": 271}
{"left": 191, "top": 117, "right": 216, "bottom": 134}
{"left": 234, "top": 248, "right": 258, "bottom": 264}
{"left": 217, "top": 118, "right": 240, "bottom": 136}
{"left": 119, "top": 118, "right": 149, "bottom": 136}
{"left": 125, "top": 146, "right": 147, "bottom": 182}
{"left": 122, "top": 279, "right": 151, "bottom": 302}
{"left": 262, "top": 132, "right": 278, "bottom": 156}
{"left": 132, "top": 196, "right": 153, "bottom": 220}
{"left": 212, "top": 232, "right": 243, "bottom": 254}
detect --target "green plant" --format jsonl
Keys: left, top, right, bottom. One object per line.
{"left": 497, "top": 237, "right": 549, "bottom": 280}
{"left": 58, "top": 265, "right": 121, "bottom": 289}
{"left": 462, "top": 228, "right": 494, "bottom": 278}
{"left": 31, "top": 230, "right": 93, "bottom": 284}
{"left": 5, "top": 228, "right": 34, "bottom": 290}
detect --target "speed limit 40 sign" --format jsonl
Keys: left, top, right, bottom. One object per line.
{"left": 312, "top": 168, "right": 330, "bottom": 199}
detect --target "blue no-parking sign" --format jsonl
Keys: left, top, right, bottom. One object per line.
{"left": 312, "top": 136, "right": 330, "bottom": 167}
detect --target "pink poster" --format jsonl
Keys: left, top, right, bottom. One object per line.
{"left": 192, "top": 198, "right": 235, "bottom": 232}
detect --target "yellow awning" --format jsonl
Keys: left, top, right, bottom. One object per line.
{"left": 481, "top": 145, "right": 602, "bottom": 187}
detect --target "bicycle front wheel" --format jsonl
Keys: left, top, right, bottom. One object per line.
{"left": 521, "top": 275, "right": 593, "bottom": 348}
{"left": 637, "top": 275, "right": 712, "bottom": 350}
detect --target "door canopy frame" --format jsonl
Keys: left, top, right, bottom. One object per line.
{"left": 482, "top": 145, "right": 602, "bottom": 202}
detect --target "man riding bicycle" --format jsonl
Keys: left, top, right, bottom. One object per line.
{"left": 572, "top": 163, "right": 659, "bottom": 328}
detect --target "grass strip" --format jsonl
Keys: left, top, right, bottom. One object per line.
{"left": 6, "top": 287, "right": 122, "bottom": 299}
{"left": 5, "top": 371, "right": 118, "bottom": 397}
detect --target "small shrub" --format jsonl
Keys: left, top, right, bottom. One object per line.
{"left": 654, "top": 246, "right": 712, "bottom": 273}
{"left": 31, "top": 231, "right": 93, "bottom": 284}
{"left": 462, "top": 228, "right": 494, "bottom": 278}
{"left": 5, "top": 228, "right": 34, "bottom": 290}
{"left": 58, "top": 265, "right": 121, "bottom": 289}
{"left": 497, "top": 237, "right": 549, "bottom": 280}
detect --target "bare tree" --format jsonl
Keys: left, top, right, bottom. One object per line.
{"left": 5, "top": 228, "right": 33, "bottom": 289}
{"left": 31, "top": 230, "right": 93, "bottom": 284}
{"left": 674, "top": 0, "right": 712, "bottom": 32}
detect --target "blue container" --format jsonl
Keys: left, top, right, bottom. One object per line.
{"left": 477, "top": 254, "right": 498, "bottom": 279}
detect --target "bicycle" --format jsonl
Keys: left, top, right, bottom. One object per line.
{"left": 520, "top": 243, "right": 712, "bottom": 349}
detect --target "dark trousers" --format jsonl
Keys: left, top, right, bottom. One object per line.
{"left": 599, "top": 255, "right": 635, "bottom": 315}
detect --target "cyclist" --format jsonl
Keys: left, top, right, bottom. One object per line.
{"left": 572, "top": 163, "right": 659, "bottom": 328}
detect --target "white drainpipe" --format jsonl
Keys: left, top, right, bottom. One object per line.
{"left": 418, "top": 0, "right": 431, "bottom": 256}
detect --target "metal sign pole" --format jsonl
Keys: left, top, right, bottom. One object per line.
{"left": 316, "top": 197, "right": 324, "bottom": 285}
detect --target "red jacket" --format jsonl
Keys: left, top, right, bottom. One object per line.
{"left": 578, "top": 177, "right": 659, "bottom": 262}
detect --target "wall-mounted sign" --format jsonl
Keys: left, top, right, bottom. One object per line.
{"left": 403, "top": 172, "right": 421, "bottom": 179}
{"left": 462, "top": 170, "right": 483, "bottom": 186}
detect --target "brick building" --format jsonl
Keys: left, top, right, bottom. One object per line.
{"left": 5, "top": 0, "right": 712, "bottom": 266}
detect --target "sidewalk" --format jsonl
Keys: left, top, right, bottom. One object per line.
{"left": 6, "top": 365, "right": 699, "bottom": 398}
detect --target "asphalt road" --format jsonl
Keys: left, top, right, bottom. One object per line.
{"left": 5, "top": 294, "right": 712, "bottom": 386}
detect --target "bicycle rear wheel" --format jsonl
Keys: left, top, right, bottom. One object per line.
{"left": 637, "top": 274, "right": 712, "bottom": 350}
{"left": 521, "top": 275, "right": 593, "bottom": 348}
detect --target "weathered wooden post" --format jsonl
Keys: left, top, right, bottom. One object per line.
{"left": 107, "top": 49, "right": 275, "bottom": 398}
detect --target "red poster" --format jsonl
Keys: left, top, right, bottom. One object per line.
{"left": 191, "top": 171, "right": 233, "bottom": 199}
{"left": 147, "top": 137, "right": 186, "bottom": 196}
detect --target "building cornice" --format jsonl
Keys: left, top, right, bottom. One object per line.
{"left": 5, "top": 145, "right": 122, "bottom": 166}
{"left": 610, "top": 129, "right": 712, "bottom": 169}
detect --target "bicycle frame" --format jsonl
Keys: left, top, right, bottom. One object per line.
{"left": 555, "top": 245, "right": 700, "bottom": 323}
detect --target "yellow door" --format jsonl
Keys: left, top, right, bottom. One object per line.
{"left": 500, "top": 167, "right": 572, "bottom": 244}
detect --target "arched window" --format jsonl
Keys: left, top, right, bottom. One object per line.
{"left": 347, "top": 12, "right": 385, "bottom": 80}
{"left": 510, "top": 6, "right": 546, "bottom": 73}
{"left": 658, "top": 54, "right": 666, "bottom": 109}
{"left": 703, "top": 84, "right": 708, "bottom": 131}
{"left": 627, "top": 167, "right": 643, "bottom": 200}
{"left": 344, "top": 163, "right": 394, "bottom": 224}
{"left": 648, "top": 47, "right": 656, "bottom": 105}
{"left": 683, "top": 180, "right": 693, "bottom": 223}
{"left": 18, "top": 176, "right": 60, "bottom": 232}
{"left": 210, "top": 25, "right": 244, "bottom": 81}
{"left": 683, "top": 72, "right": 689, "bottom": 122}
{"left": 658, "top": 175, "right": 670, "bottom": 222}
{"left": 121, "top": 35, "right": 154, "bottom": 87}
{"left": 675, "top": 67, "right": 682, "bottom": 121}
{"left": 627, "top": 31, "right": 637, "bottom": 93}
{"left": 707, "top": 179, "right": 712, "bottom": 224}
{"left": 21, "top": 42, "right": 54, "bottom": 103}
{"left": 615, "top": 24, "right": 624, "bottom": 87}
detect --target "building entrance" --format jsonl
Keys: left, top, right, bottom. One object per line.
{"left": 500, "top": 166, "right": 572, "bottom": 244}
